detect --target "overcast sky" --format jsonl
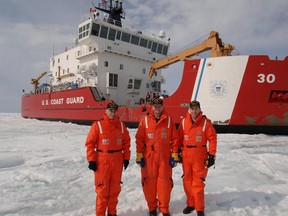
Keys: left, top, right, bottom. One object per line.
{"left": 0, "top": 0, "right": 287, "bottom": 113}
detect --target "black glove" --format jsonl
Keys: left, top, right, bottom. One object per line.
{"left": 178, "top": 148, "right": 182, "bottom": 163}
{"left": 123, "top": 160, "right": 129, "bottom": 170}
{"left": 88, "top": 161, "right": 97, "bottom": 171}
{"left": 205, "top": 154, "right": 215, "bottom": 168}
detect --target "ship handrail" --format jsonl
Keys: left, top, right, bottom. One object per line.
{"left": 119, "top": 99, "right": 131, "bottom": 120}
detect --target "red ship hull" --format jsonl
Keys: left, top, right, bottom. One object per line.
{"left": 22, "top": 56, "right": 288, "bottom": 134}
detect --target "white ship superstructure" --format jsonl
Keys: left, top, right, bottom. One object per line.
{"left": 49, "top": 0, "right": 169, "bottom": 106}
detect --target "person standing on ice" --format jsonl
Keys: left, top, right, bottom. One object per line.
{"left": 85, "top": 102, "right": 131, "bottom": 216}
{"left": 178, "top": 100, "right": 217, "bottom": 216}
{"left": 135, "top": 98, "right": 180, "bottom": 216}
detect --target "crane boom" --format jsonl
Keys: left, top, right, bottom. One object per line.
{"left": 31, "top": 71, "right": 48, "bottom": 94}
{"left": 148, "top": 31, "right": 234, "bottom": 78}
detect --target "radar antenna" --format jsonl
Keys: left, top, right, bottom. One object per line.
{"left": 92, "top": 0, "right": 125, "bottom": 27}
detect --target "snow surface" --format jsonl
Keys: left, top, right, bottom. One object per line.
{"left": 0, "top": 113, "right": 287, "bottom": 216}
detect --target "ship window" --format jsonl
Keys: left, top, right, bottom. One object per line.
{"left": 127, "top": 79, "right": 133, "bottom": 89}
{"left": 100, "top": 26, "right": 108, "bottom": 38}
{"left": 140, "top": 38, "right": 148, "bottom": 48}
{"left": 104, "top": 61, "right": 108, "bottom": 67}
{"left": 127, "top": 78, "right": 142, "bottom": 90}
{"left": 83, "top": 25, "right": 86, "bottom": 31}
{"left": 58, "top": 58, "right": 60, "bottom": 63}
{"left": 134, "top": 79, "right": 142, "bottom": 89}
{"left": 108, "top": 73, "right": 118, "bottom": 87}
{"left": 131, "top": 35, "right": 140, "bottom": 45}
{"left": 142, "top": 68, "right": 146, "bottom": 74}
{"left": 52, "top": 60, "right": 55, "bottom": 67}
{"left": 121, "top": 32, "right": 131, "bottom": 43}
{"left": 162, "top": 45, "right": 168, "bottom": 55}
{"left": 146, "top": 83, "right": 149, "bottom": 88}
{"left": 151, "top": 42, "right": 158, "bottom": 52}
{"left": 120, "top": 64, "right": 124, "bottom": 70}
{"left": 148, "top": 41, "right": 152, "bottom": 49}
{"left": 79, "top": 26, "right": 82, "bottom": 33}
{"left": 152, "top": 81, "right": 161, "bottom": 92}
{"left": 116, "top": 31, "right": 121, "bottom": 40}
{"left": 86, "top": 23, "right": 90, "bottom": 30}
{"left": 79, "top": 34, "right": 82, "bottom": 39}
{"left": 66, "top": 55, "right": 69, "bottom": 60}
{"left": 91, "top": 23, "right": 100, "bottom": 36}
{"left": 157, "top": 44, "right": 163, "bottom": 54}
{"left": 108, "top": 28, "right": 116, "bottom": 41}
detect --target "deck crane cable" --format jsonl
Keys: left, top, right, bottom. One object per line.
{"left": 172, "top": 33, "right": 210, "bottom": 54}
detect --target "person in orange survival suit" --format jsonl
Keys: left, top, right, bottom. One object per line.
{"left": 85, "top": 102, "right": 131, "bottom": 216}
{"left": 135, "top": 98, "right": 180, "bottom": 216}
{"left": 178, "top": 100, "right": 217, "bottom": 216}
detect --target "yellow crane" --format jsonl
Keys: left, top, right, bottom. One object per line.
{"left": 148, "top": 31, "right": 235, "bottom": 78}
{"left": 31, "top": 71, "right": 48, "bottom": 94}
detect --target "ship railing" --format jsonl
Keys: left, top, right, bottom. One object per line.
{"left": 106, "top": 17, "right": 122, "bottom": 27}
{"left": 103, "top": 45, "right": 154, "bottom": 63}
{"left": 76, "top": 46, "right": 99, "bottom": 59}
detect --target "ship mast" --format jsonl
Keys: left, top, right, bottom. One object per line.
{"left": 93, "top": 0, "right": 125, "bottom": 27}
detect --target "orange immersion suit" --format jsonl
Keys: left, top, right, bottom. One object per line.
{"left": 178, "top": 111, "right": 217, "bottom": 212}
{"left": 85, "top": 114, "right": 131, "bottom": 216}
{"left": 135, "top": 110, "right": 179, "bottom": 214}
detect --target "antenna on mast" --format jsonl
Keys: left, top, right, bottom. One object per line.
{"left": 93, "top": 0, "right": 125, "bottom": 27}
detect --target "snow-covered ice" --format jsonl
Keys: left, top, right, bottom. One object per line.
{"left": 0, "top": 113, "right": 287, "bottom": 216}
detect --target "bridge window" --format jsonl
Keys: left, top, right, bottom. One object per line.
{"left": 162, "top": 45, "right": 168, "bottom": 55}
{"left": 148, "top": 41, "right": 152, "bottom": 49}
{"left": 108, "top": 28, "right": 116, "bottom": 41}
{"left": 121, "top": 32, "right": 131, "bottom": 43}
{"left": 131, "top": 35, "right": 140, "bottom": 45}
{"left": 116, "top": 31, "right": 121, "bottom": 40}
{"left": 100, "top": 26, "right": 108, "bottom": 38}
{"left": 91, "top": 23, "right": 100, "bottom": 36}
{"left": 151, "top": 42, "right": 157, "bottom": 52}
{"left": 157, "top": 44, "right": 163, "bottom": 54}
{"left": 140, "top": 38, "right": 148, "bottom": 48}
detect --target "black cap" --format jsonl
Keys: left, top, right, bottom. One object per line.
{"left": 189, "top": 100, "right": 200, "bottom": 108}
{"left": 152, "top": 98, "right": 163, "bottom": 105}
{"left": 106, "top": 102, "right": 119, "bottom": 110}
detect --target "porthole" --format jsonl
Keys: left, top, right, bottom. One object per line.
{"left": 207, "top": 62, "right": 213, "bottom": 69}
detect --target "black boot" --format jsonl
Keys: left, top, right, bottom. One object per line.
{"left": 183, "top": 206, "right": 195, "bottom": 214}
{"left": 162, "top": 213, "right": 170, "bottom": 216}
{"left": 197, "top": 211, "right": 205, "bottom": 216}
{"left": 107, "top": 214, "right": 117, "bottom": 216}
{"left": 149, "top": 210, "right": 157, "bottom": 216}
